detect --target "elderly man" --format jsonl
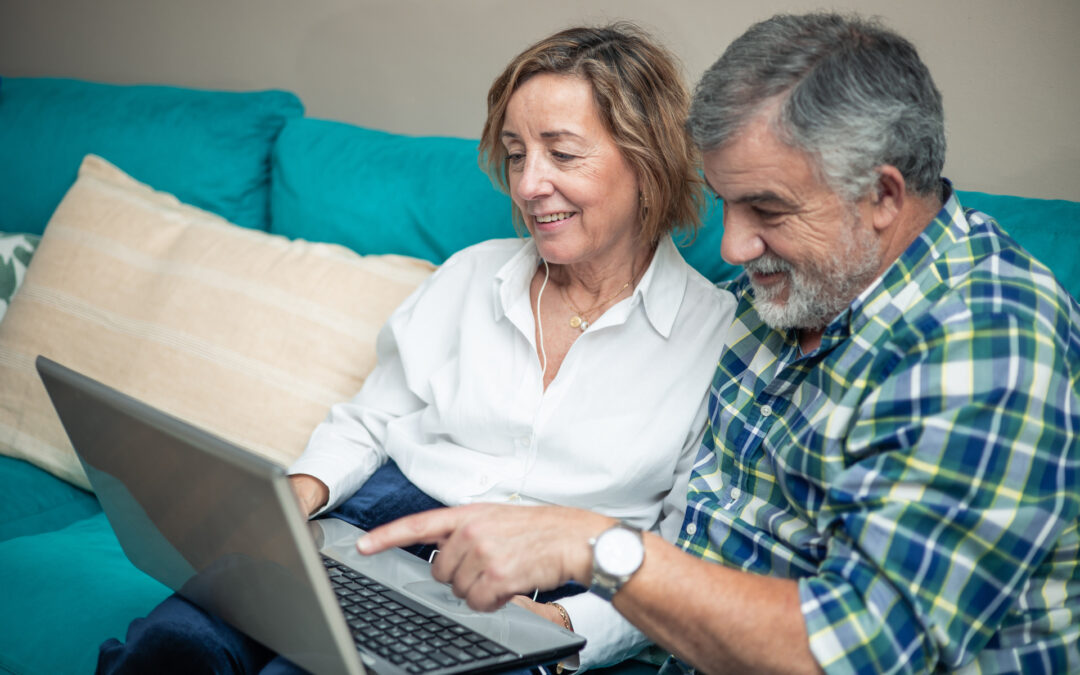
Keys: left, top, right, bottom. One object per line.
{"left": 360, "top": 13, "right": 1080, "bottom": 674}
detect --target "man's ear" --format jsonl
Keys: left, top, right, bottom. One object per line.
{"left": 870, "top": 166, "right": 905, "bottom": 232}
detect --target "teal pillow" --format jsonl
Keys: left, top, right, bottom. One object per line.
{"left": 680, "top": 196, "right": 740, "bottom": 285}
{"left": 0, "top": 456, "right": 100, "bottom": 542}
{"left": 0, "top": 231, "right": 40, "bottom": 323}
{"left": 957, "top": 190, "right": 1080, "bottom": 300}
{"left": 0, "top": 512, "right": 171, "bottom": 674}
{"left": 270, "top": 119, "right": 515, "bottom": 265}
{"left": 679, "top": 191, "right": 1080, "bottom": 293}
{"left": 270, "top": 119, "right": 742, "bottom": 283}
{"left": 0, "top": 77, "right": 304, "bottom": 235}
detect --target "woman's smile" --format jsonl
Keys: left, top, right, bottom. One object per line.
{"left": 532, "top": 211, "right": 578, "bottom": 232}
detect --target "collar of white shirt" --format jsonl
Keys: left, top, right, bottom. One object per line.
{"left": 492, "top": 236, "right": 689, "bottom": 339}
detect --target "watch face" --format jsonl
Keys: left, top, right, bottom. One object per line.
{"left": 596, "top": 527, "right": 644, "bottom": 576}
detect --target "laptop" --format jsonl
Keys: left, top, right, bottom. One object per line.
{"left": 36, "top": 356, "right": 585, "bottom": 675}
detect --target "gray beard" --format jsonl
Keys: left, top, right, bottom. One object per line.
{"left": 745, "top": 218, "right": 882, "bottom": 331}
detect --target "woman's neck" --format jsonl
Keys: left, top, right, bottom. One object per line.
{"left": 547, "top": 240, "right": 657, "bottom": 300}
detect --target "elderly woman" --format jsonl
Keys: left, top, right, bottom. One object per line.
{"left": 98, "top": 23, "right": 734, "bottom": 674}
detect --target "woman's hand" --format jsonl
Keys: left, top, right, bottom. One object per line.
{"left": 288, "top": 473, "right": 329, "bottom": 516}
{"left": 510, "top": 595, "right": 573, "bottom": 630}
{"left": 357, "top": 503, "right": 613, "bottom": 611}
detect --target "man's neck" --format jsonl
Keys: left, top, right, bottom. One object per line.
{"left": 798, "top": 327, "right": 824, "bottom": 354}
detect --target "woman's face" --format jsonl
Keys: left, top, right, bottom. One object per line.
{"left": 501, "top": 73, "right": 642, "bottom": 270}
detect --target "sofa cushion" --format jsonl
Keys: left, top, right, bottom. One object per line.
{"left": 270, "top": 118, "right": 741, "bottom": 284}
{"left": 957, "top": 190, "right": 1080, "bottom": 299}
{"left": 0, "top": 155, "right": 435, "bottom": 489}
{"left": 0, "top": 512, "right": 171, "bottom": 674}
{"left": 0, "top": 456, "right": 100, "bottom": 542}
{"left": 0, "top": 230, "right": 39, "bottom": 322}
{"left": 271, "top": 119, "right": 517, "bottom": 264}
{"left": 0, "top": 76, "right": 303, "bottom": 235}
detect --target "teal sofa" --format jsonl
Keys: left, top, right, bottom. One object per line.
{"left": 0, "top": 77, "right": 1078, "bottom": 675}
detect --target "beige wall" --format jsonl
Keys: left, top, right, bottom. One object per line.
{"left": 2, "top": 0, "right": 1078, "bottom": 201}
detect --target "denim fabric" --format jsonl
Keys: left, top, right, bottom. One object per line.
{"left": 326, "top": 460, "right": 444, "bottom": 561}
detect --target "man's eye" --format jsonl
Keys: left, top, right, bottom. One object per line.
{"left": 753, "top": 206, "right": 784, "bottom": 220}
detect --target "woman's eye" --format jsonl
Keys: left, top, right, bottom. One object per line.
{"left": 552, "top": 151, "right": 576, "bottom": 162}
{"left": 506, "top": 153, "right": 525, "bottom": 166}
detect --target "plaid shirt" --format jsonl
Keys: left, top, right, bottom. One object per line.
{"left": 667, "top": 185, "right": 1080, "bottom": 674}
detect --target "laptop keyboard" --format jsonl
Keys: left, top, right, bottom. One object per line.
{"left": 322, "top": 555, "right": 516, "bottom": 673}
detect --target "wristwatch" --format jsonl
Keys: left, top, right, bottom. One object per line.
{"left": 588, "top": 522, "right": 644, "bottom": 601}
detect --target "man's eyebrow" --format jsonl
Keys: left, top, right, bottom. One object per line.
{"left": 707, "top": 186, "right": 797, "bottom": 209}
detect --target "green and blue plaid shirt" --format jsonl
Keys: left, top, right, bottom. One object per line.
{"left": 671, "top": 185, "right": 1079, "bottom": 673}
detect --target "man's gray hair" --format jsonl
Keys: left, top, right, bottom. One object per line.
{"left": 687, "top": 12, "right": 945, "bottom": 200}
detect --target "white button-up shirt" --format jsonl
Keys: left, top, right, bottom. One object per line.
{"left": 290, "top": 236, "right": 735, "bottom": 668}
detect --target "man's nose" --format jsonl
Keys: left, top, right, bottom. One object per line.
{"left": 720, "top": 204, "right": 766, "bottom": 266}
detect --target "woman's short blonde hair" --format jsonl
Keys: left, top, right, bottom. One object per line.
{"left": 480, "top": 23, "right": 704, "bottom": 244}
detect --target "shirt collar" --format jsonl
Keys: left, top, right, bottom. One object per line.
{"left": 492, "top": 236, "right": 688, "bottom": 339}
{"left": 634, "top": 236, "right": 688, "bottom": 338}
{"left": 848, "top": 179, "right": 964, "bottom": 335}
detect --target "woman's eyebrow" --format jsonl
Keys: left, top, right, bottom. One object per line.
{"left": 539, "top": 130, "right": 583, "bottom": 140}
{"left": 500, "top": 129, "right": 584, "bottom": 141}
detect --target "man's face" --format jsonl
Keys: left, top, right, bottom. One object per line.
{"left": 703, "top": 113, "right": 883, "bottom": 331}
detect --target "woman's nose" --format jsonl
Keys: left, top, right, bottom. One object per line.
{"left": 515, "top": 156, "right": 554, "bottom": 201}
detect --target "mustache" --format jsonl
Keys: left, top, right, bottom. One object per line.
{"left": 744, "top": 254, "right": 792, "bottom": 276}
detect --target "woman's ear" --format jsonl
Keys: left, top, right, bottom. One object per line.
{"left": 870, "top": 165, "right": 905, "bottom": 232}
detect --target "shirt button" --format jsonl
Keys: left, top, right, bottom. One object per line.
{"left": 685, "top": 522, "right": 697, "bottom": 535}
{"left": 730, "top": 487, "right": 742, "bottom": 499}
{"left": 760, "top": 404, "right": 773, "bottom": 417}
{"left": 519, "top": 436, "right": 531, "bottom": 446}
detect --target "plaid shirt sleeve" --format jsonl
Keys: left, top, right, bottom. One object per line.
{"left": 800, "top": 282, "right": 1080, "bottom": 673}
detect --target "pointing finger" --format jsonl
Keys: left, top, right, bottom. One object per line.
{"left": 356, "top": 507, "right": 463, "bottom": 555}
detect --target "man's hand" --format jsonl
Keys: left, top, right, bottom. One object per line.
{"left": 288, "top": 473, "right": 329, "bottom": 516}
{"left": 357, "top": 503, "right": 613, "bottom": 611}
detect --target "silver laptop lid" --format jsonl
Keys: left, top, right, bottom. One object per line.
{"left": 37, "top": 356, "right": 364, "bottom": 675}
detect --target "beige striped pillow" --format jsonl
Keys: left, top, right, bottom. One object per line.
{"left": 0, "top": 155, "right": 435, "bottom": 490}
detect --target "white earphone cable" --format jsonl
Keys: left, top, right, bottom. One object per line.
{"left": 536, "top": 258, "right": 550, "bottom": 380}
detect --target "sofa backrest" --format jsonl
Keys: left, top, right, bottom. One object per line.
{"left": 0, "top": 77, "right": 303, "bottom": 235}
{"left": 268, "top": 117, "right": 1079, "bottom": 295}
{"left": 1, "top": 78, "right": 1075, "bottom": 296}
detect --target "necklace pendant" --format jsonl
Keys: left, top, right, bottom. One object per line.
{"left": 569, "top": 315, "right": 584, "bottom": 330}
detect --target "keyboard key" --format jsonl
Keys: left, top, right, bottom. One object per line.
{"left": 430, "top": 650, "right": 458, "bottom": 666}
{"left": 477, "top": 639, "right": 509, "bottom": 655}
{"left": 442, "top": 644, "right": 471, "bottom": 662}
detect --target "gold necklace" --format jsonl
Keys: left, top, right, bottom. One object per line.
{"left": 559, "top": 280, "right": 631, "bottom": 331}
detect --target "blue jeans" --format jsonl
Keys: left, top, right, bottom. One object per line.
{"left": 98, "top": 461, "right": 582, "bottom": 673}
